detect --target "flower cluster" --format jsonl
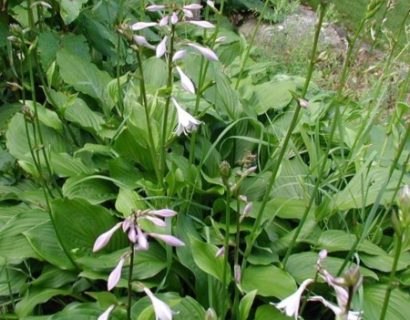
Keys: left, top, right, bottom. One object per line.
{"left": 273, "top": 250, "right": 363, "bottom": 320}
{"left": 130, "top": 3, "right": 220, "bottom": 136}
{"left": 93, "top": 208, "right": 184, "bottom": 291}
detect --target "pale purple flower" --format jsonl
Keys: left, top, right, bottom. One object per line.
{"left": 188, "top": 20, "right": 215, "bottom": 29}
{"left": 144, "top": 215, "right": 168, "bottom": 227}
{"left": 128, "top": 225, "right": 138, "bottom": 243}
{"left": 176, "top": 66, "right": 195, "bottom": 94}
{"left": 171, "top": 12, "right": 179, "bottom": 24}
{"left": 156, "top": 36, "right": 168, "bottom": 58}
{"left": 243, "top": 202, "right": 253, "bottom": 216}
{"left": 131, "top": 22, "right": 157, "bottom": 31}
{"left": 146, "top": 4, "right": 165, "bottom": 12}
{"left": 149, "top": 233, "right": 185, "bottom": 247}
{"left": 239, "top": 195, "right": 248, "bottom": 202}
{"left": 187, "top": 43, "right": 219, "bottom": 61}
{"left": 98, "top": 305, "right": 115, "bottom": 320}
{"left": 107, "top": 257, "right": 125, "bottom": 291}
{"left": 136, "top": 227, "right": 149, "bottom": 251}
{"left": 215, "top": 246, "right": 225, "bottom": 257}
{"left": 144, "top": 287, "right": 173, "bottom": 320}
{"left": 133, "top": 35, "right": 155, "bottom": 50}
{"left": 183, "top": 9, "right": 194, "bottom": 18}
{"left": 299, "top": 98, "right": 309, "bottom": 108}
{"left": 172, "top": 97, "right": 202, "bottom": 135}
{"left": 273, "top": 278, "right": 314, "bottom": 319}
{"left": 93, "top": 223, "right": 122, "bottom": 252}
{"left": 245, "top": 166, "right": 257, "bottom": 174}
{"left": 122, "top": 218, "right": 132, "bottom": 232}
{"left": 172, "top": 49, "right": 187, "bottom": 62}
{"left": 159, "top": 15, "right": 169, "bottom": 27}
{"left": 207, "top": 1, "right": 216, "bottom": 10}
{"left": 149, "top": 209, "right": 177, "bottom": 217}
{"left": 183, "top": 4, "right": 203, "bottom": 10}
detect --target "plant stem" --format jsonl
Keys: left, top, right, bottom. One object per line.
{"left": 127, "top": 244, "right": 135, "bottom": 320}
{"left": 232, "top": 197, "right": 242, "bottom": 320}
{"left": 379, "top": 232, "right": 403, "bottom": 320}
{"left": 242, "top": 2, "right": 327, "bottom": 269}
{"left": 221, "top": 184, "right": 232, "bottom": 319}
{"left": 160, "top": 25, "right": 176, "bottom": 188}
{"left": 135, "top": 50, "right": 161, "bottom": 185}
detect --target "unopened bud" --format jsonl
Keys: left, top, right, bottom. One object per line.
{"left": 234, "top": 264, "right": 241, "bottom": 284}
{"left": 343, "top": 266, "right": 362, "bottom": 292}
{"left": 398, "top": 185, "right": 410, "bottom": 214}
{"left": 205, "top": 308, "right": 217, "bottom": 320}
{"left": 219, "top": 161, "right": 231, "bottom": 180}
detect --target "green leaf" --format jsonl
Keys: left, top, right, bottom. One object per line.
{"left": 59, "top": 0, "right": 88, "bottom": 25}
{"left": 31, "top": 266, "right": 77, "bottom": 289}
{"left": 143, "top": 57, "right": 168, "bottom": 89}
{"left": 56, "top": 49, "right": 111, "bottom": 102}
{"left": 62, "top": 176, "right": 117, "bottom": 205}
{"left": 50, "top": 152, "right": 94, "bottom": 177}
{"left": 51, "top": 198, "right": 127, "bottom": 257}
{"left": 241, "top": 265, "right": 296, "bottom": 299}
{"left": 190, "top": 237, "right": 231, "bottom": 282}
{"left": 0, "top": 262, "right": 26, "bottom": 296}
{"left": 286, "top": 252, "right": 379, "bottom": 283}
{"left": 361, "top": 252, "right": 410, "bottom": 272}
{"left": 24, "top": 220, "right": 75, "bottom": 270}
{"left": 0, "top": 103, "right": 20, "bottom": 132}
{"left": 63, "top": 97, "right": 105, "bottom": 133}
{"left": 317, "top": 230, "right": 386, "bottom": 255}
{"left": 239, "top": 290, "right": 258, "bottom": 320}
{"left": 16, "top": 288, "right": 72, "bottom": 317}
{"left": 115, "top": 188, "right": 146, "bottom": 217}
{"left": 363, "top": 285, "right": 410, "bottom": 320}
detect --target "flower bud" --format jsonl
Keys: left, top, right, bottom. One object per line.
{"left": 398, "top": 185, "right": 410, "bottom": 215}
{"left": 219, "top": 161, "right": 231, "bottom": 180}
{"left": 205, "top": 308, "right": 217, "bottom": 320}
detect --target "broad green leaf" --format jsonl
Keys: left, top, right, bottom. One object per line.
{"left": 62, "top": 176, "right": 117, "bottom": 204}
{"left": 361, "top": 252, "right": 410, "bottom": 272}
{"left": 0, "top": 209, "right": 47, "bottom": 264}
{"left": 31, "top": 266, "right": 77, "bottom": 289}
{"left": 51, "top": 198, "right": 127, "bottom": 257}
{"left": 363, "top": 285, "right": 410, "bottom": 320}
{"left": 115, "top": 188, "right": 146, "bottom": 216}
{"left": 56, "top": 49, "right": 111, "bottom": 102}
{"left": 50, "top": 152, "right": 94, "bottom": 177}
{"left": 241, "top": 265, "right": 296, "bottom": 299}
{"left": 286, "top": 252, "right": 378, "bottom": 283}
{"left": 190, "top": 237, "right": 231, "bottom": 282}
{"left": 109, "top": 158, "right": 142, "bottom": 189}
{"left": 6, "top": 113, "right": 70, "bottom": 162}
{"left": 0, "top": 262, "right": 26, "bottom": 296}
{"left": 63, "top": 97, "right": 105, "bottom": 133}
{"left": 317, "top": 230, "right": 386, "bottom": 256}
{"left": 143, "top": 57, "right": 168, "bottom": 89}
{"left": 26, "top": 101, "right": 63, "bottom": 133}
{"left": 24, "top": 220, "right": 75, "bottom": 270}
{"left": 48, "top": 302, "right": 122, "bottom": 319}
{"left": 15, "top": 288, "right": 72, "bottom": 317}
{"left": 0, "top": 103, "right": 20, "bottom": 131}
{"left": 239, "top": 290, "right": 258, "bottom": 320}
{"left": 59, "top": 0, "right": 88, "bottom": 25}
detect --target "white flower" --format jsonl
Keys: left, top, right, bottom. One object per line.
{"left": 188, "top": 20, "right": 215, "bottom": 29}
{"left": 159, "top": 15, "right": 169, "bottom": 27}
{"left": 131, "top": 22, "right": 157, "bottom": 31}
{"left": 172, "top": 50, "right": 187, "bottom": 62}
{"left": 170, "top": 12, "right": 178, "bottom": 24}
{"left": 272, "top": 279, "right": 314, "bottom": 319}
{"left": 107, "top": 257, "right": 125, "bottom": 291}
{"left": 171, "top": 97, "right": 202, "bottom": 136}
{"left": 133, "top": 35, "right": 155, "bottom": 50}
{"left": 146, "top": 4, "right": 165, "bottom": 12}
{"left": 93, "top": 223, "right": 122, "bottom": 252}
{"left": 176, "top": 66, "right": 195, "bottom": 94}
{"left": 156, "top": 36, "right": 168, "bottom": 58}
{"left": 187, "top": 43, "right": 219, "bottom": 61}
{"left": 98, "top": 305, "right": 115, "bottom": 320}
{"left": 144, "top": 287, "right": 173, "bottom": 320}
{"left": 183, "top": 4, "right": 203, "bottom": 10}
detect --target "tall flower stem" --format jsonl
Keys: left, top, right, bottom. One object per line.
{"left": 379, "top": 231, "right": 403, "bottom": 320}
{"left": 160, "top": 25, "right": 176, "bottom": 188}
{"left": 242, "top": 2, "right": 327, "bottom": 269}
{"left": 231, "top": 196, "right": 242, "bottom": 319}
{"left": 221, "top": 183, "right": 232, "bottom": 318}
{"left": 135, "top": 50, "right": 161, "bottom": 185}
{"left": 127, "top": 243, "right": 135, "bottom": 320}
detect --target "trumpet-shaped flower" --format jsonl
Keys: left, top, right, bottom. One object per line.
{"left": 172, "top": 97, "right": 202, "bottom": 136}
{"left": 149, "top": 233, "right": 185, "bottom": 247}
{"left": 159, "top": 15, "right": 169, "bottom": 27}
{"left": 176, "top": 66, "right": 195, "bottom": 94}
{"left": 187, "top": 43, "right": 218, "bottom": 61}
{"left": 98, "top": 305, "right": 115, "bottom": 320}
{"left": 133, "top": 35, "right": 155, "bottom": 50}
{"left": 156, "top": 36, "right": 168, "bottom": 58}
{"left": 183, "top": 4, "right": 203, "bottom": 10}
{"left": 171, "top": 12, "right": 178, "bottom": 24}
{"left": 144, "top": 287, "right": 173, "bottom": 320}
{"left": 188, "top": 20, "right": 215, "bottom": 29}
{"left": 272, "top": 279, "right": 314, "bottom": 319}
{"left": 131, "top": 22, "right": 157, "bottom": 31}
{"left": 146, "top": 4, "right": 165, "bottom": 12}
{"left": 172, "top": 49, "right": 187, "bottom": 62}
{"left": 309, "top": 296, "right": 362, "bottom": 320}
{"left": 93, "top": 222, "right": 122, "bottom": 252}
{"left": 107, "top": 257, "right": 125, "bottom": 291}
